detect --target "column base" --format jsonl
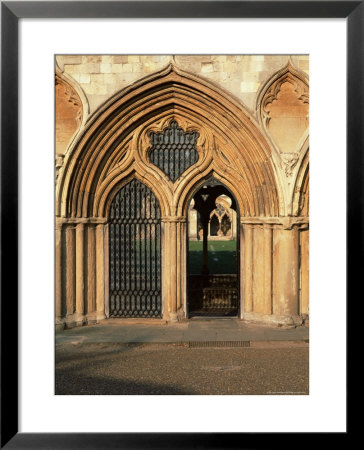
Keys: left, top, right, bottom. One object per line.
{"left": 164, "top": 307, "right": 187, "bottom": 322}
{"left": 243, "top": 312, "right": 304, "bottom": 327}
{"left": 86, "top": 312, "right": 106, "bottom": 325}
{"left": 65, "top": 313, "right": 87, "bottom": 329}
{"left": 56, "top": 312, "right": 106, "bottom": 330}
{"left": 165, "top": 311, "right": 178, "bottom": 322}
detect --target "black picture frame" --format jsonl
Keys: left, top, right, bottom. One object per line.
{"left": 1, "top": 1, "right": 355, "bottom": 448}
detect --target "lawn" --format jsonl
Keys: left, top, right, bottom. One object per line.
{"left": 188, "top": 239, "right": 237, "bottom": 274}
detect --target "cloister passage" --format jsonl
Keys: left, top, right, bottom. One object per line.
{"left": 187, "top": 179, "right": 239, "bottom": 317}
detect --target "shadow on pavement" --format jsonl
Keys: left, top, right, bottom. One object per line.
{"left": 55, "top": 373, "right": 194, "bottom": 395}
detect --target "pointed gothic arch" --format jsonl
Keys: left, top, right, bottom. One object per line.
{"left": 57, "top": 63, "right": 282, "bottom": 220}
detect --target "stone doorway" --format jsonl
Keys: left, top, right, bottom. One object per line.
{"left": 187, "top": 179, "right": 240, "bottom": 317}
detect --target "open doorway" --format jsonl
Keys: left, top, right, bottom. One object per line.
{"left": 187, "top": 179, "right": 239, "bottom": 317}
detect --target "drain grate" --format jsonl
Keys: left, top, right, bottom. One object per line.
{"left": 189, "top": 341, "right": 250, "bottom": 348}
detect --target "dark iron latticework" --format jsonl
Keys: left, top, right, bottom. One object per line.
{"left": 109, "top": 179, "right": 162, "bottom": 317}
{"left": 188, "top": 275, "right": 239, "bottom": 317}
{"left": 149, "top": 120, "right": 199, "bottom": 182}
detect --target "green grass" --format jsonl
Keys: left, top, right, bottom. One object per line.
{"left": 188, "top": 240, "right": 237, "bottom": 274}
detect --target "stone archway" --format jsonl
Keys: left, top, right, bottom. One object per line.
{"left": 56, "top": 63, "right": 306, "bottom": 328}
{"left": 187, "top": 178, "right": 240, "bottom": 317}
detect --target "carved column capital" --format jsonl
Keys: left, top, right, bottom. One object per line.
{"left": 56, "top": 217, "right": 108, "bottom": 225}
{"left": 240, "top": 216, "right": 309, "bottom": 230}
{"left": 161, "top": 216, "right": 187, "bottom": 223}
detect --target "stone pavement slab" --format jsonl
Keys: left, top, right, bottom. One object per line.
{"left": 56, "top": 318, "right": 309, "bottom": 346}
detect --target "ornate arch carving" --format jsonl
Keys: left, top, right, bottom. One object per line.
{"left": 256, "top": 61, "right": 309, "bottom": 156}
{"left": 55, "top": 68, "right": 90, "bottom": 182}
{"left": 55, "top": 67, "right": 90, "bottom": 136}
{"left": 56, "top": 62, "right": 90, "bottom": 113}
{"left": 55, "top": 74, "right": 83, "bottom": 149}
{"left": 57, "top": 64, "right": 282, "bottom": 219}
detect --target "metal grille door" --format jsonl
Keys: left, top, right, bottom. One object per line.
{"left": 149, "top": 120, "right": 199, "bottom": 182}
{"left": 109, "top": 179, "right": 162, "bottom": 317}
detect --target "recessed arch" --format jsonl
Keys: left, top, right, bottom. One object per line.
{"left": 55, "top": 68, "right": 90, "bottom": 141}
{"left": 57, "top": 63, "right": 282, "bottom": 219}
{"left": 256, "top": 60, "right": 309, "bottom": 155}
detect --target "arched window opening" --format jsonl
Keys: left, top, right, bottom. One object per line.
{"left": 210, "top": 214, "right": 219, "bottom": 236}
{"left": 221, "top": 214, "right": 231, "bottom": 236}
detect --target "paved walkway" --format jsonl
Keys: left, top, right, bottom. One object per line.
{"left": 56, "top": 318, "right": 309, "bottom": 346}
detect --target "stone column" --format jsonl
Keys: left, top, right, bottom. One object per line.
{"left": 87, "top": 224, "right": 96, "bottom": 320}
{"left": 161, "top": 220, "right": 168, "bottom": 318}
{"left": 263, "top": 225, "right": 273, "bottom": 314}
{"left": 161, "top": 219, "right": 174, "bottom": 319}
{"left": 55, "top": 223, "right": 63, "bottom": 327}
{"left": 272, "top": 226, "right": 299, "bottom": 316}
{"left": 65, "top": 225, "right": 76, "bottom": 317}
{"left": 161, "top": 216, "right": 186, "bottom": 320}
{"left": 96, "top": 224, "right": 106, "bottom": 320}
{"left": 169, "top": 220, "right": 177, "bottom": 317}
{"left": 75, "top": 223, "right": 85, "bottom": 318}
{"left": 57, "top": 218, "right": 108, "bottom": 329}
{"left": 252, "top": 226, "right": 265, "bottom": 312}
{"left": 300, "top": 228, "right": 309, "bottom": 315}
{"left": 180, "top": 220, "right": 187, "bottom": 316}
{"left": 239, "top": 222, "right": 244, "bottom": 318}
{"left": 104, "top": 224, "right": 110, "bottom": 318}
{"left": 243, "top": 224, "right": 253, "bottom": 313}
{"left": 176, "top": 220, "right": 182, "bottom": 312}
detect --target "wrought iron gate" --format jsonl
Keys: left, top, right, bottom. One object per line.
{"left": 109, "top": 179, "right": 162, "bottom": 317}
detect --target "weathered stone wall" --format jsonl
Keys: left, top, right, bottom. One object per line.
{"left": 56, "top": 54, "right": 308, "bottom": 114}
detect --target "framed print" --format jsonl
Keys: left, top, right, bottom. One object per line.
{"left": 1, "top": 1, "right": 356, "bottom": 447}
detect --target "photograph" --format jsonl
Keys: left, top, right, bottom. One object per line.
{"left": 55, "top": 54, "right": 309, "bottom": 396}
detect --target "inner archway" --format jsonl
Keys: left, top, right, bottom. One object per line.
{"left": 187, "top": 178, "right": 239, "bottom": 317}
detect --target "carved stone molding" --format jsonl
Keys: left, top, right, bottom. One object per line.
{"left": 55, "top": 72, "right": 86, "bottom": 158}
{"left": 56, "top": 74, "right": 81, "bottom": 107}
{"left": 240, "top": 216, "right": 309, "bottom": 229}
{"left": 161, "top": 216, "right": 187, "bottom": 223}
{"left": 57, "top": 63, "right": 282, "bottom": 220}
{"left": 292, "top": 148, "right": 309, "bottom": 217}
{"left": 56, "top": 217, "right": 108, "bottom": 225}
{"left": 280, "top": 152, "right": 300, "bottom": 177}
{"left": 55, "top": 155, "right": 64, "bottom": 183}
